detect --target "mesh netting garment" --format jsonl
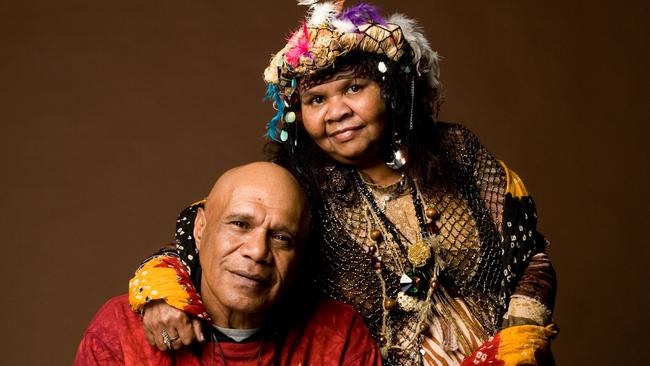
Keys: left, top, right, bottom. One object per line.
{"left": 298, "top": 122, "right": 545, "bottom": 366}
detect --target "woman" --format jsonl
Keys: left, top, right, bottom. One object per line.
{"left": 130, "top": 2, "right": 557, "bottom": 365}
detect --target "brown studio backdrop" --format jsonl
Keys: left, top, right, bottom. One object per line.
{"left": 1, "top": 0, "right": 648, "bottom": 364}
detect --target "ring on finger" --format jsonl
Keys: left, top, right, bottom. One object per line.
{"left": 161, "top": 329, "right": 172, "bottom": 349}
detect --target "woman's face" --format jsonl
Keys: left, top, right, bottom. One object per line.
{"left": 299, "top": 74, "right": 386, "bottom": 167}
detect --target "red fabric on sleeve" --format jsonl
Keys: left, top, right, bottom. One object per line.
{"left": 74, "top": 295, "right": 171, "bottom": 366}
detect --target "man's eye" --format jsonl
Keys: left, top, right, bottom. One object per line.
{"left": 271, "top": 233, "right": 293, "bottom": 245}
{"left": 230, "top": 221, "right": 248, "bottom": 229}
{"left": 272, "top": 233, "right": 289, "bottom": 241}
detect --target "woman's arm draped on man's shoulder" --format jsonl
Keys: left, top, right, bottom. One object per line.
{"left": 128, "top": 201, "right": 208, "bottom": 348}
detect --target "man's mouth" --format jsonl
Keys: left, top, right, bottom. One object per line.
{"left": 230, "top": 270, "right": 271, "bottom": 286}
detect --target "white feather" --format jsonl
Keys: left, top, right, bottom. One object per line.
{"left": 307, "top": 2, "right": 338, "bottom": 27}
{"left": 331, "top": 18, "right": 357, "bottom": 33}
{"left": 388, "top": 13, "right": 440, "bottom": 87}
{"left": 297, "top": 0, "right": 319, "bottom": 6}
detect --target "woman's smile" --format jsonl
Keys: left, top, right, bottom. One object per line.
{"left": 329, "top": 124, "right": 364, "bottom": 143}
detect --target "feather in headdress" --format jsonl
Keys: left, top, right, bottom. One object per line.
{"left": 264, "top": 84, "right": 284, "bottom": 141}
{"left": 338, "top": 3, "right": 386, "bottom": 26}
{"left": 306, "top": 1, "right": 338, "bottom": 27}
{"left": 297, "top": 0, "right": 319, "bottom": 6}
{"left": 331, "top": 17, "right": 357, "bottom": 33}
{"left": 298, "top": 0, "right": 345, "bottom": 9}
{"left": 285, "top": 21, "right": 312, "bottom": 68}
{"left": 388, "top": 13, "right": 440, "bottom": 86}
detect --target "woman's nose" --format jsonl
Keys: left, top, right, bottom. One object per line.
{"left": 325, "top": 96, "right": 352, "bottom": 123}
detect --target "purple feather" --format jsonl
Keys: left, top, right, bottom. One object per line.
{"left": 338, "top": 3, "right": 386, "bottom": 26}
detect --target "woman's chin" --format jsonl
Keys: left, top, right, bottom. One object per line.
{"left": 329, "top": 151, "right": 383, "bottom": 169}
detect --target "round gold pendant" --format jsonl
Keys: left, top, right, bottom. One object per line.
{"left": 407, "top": 240, "right": 431, "bottom": 267}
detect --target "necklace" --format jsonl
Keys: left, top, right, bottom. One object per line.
{"left": 353, "top": 172, "right": 441, "bottom": 276}
{"left": 353, "top": 171, "right": 447, "bottom": 358}
{"left": 360, "top": 175, "right": 484, "bottom": 354}
{"left": 361, "top": 172, "right": 409, "bottom": 211}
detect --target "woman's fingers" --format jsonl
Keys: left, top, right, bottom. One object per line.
{"left": 168, "top": 328, "right": 184, "bottom": 350}
{"left": 192, "top": 318, "right": 205, "bottom": 342}
{"left": 143, "top": 325, "right": 156, "bottom": 348}
{"left": 142, "top": 300, "right": 198, "bottom": 350}
{"left": 176, "top": 322, "right": 195, "bottom": 347}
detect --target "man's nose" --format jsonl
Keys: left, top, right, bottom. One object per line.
{"left": 325, "top": 96, "right": 352, "bottom": 123}
{"left": 239, "top": 229, "right": 272, "bottom": 264}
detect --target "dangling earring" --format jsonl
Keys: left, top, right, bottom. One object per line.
{"left": 386, "top": 131, "right": 407, "bottom": 170}
{"left": 386, "top": 79, "right": 410, "bottom": 170}
{"left": 386, "top": 74, "right": 415, "bottom": 170}
{"left": 386, "top": 143, "right": 406, "bottom": 170}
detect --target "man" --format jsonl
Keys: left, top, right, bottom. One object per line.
{"left": 74, "top": 162, "right": 381, "bottom": 365}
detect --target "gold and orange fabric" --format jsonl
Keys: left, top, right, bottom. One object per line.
{"left": 128, "top": 255, "right": 209, "bottom": 321}
{"left": 461, "top": 324, "right": 558, "bottom": 366}
{"left": 500, "top": 161, "right": 528, "bottom": 198}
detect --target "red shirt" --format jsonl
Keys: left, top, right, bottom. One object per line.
{"left": 74, "top": 295, "right": 381, "bottom": 365}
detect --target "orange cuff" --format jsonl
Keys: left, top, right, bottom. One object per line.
{"left": 462, "top": 324, "right": 558, "bottom": 366}
{"left": 128, "top": 255, "right": 210, "bottom": 320}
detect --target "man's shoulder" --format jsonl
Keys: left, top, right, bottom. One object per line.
{"left": 87, "top": 294, "right": 139, "bottom": 331}
{"left": 307, "top": 298, "right": 367, "bottom": 335}
{"left": 281, "top": 298, "right": 379, "bottom": 364}
{"left": 101, "top": 294, "right": 133, "bottom": 312}
{"left": 312, "top": 298, "right": 359, "bottom": 316}
{"left": 75, "top": 295, "right": 157, "bottom": 365}
{"left": 82, "top": 294, "right": 148, "bottom": 348}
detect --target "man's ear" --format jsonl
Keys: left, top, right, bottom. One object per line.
{"left": 194, "top": 207, "right": 206, "bottom": 251}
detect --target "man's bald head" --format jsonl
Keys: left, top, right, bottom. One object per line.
{"left": 193, "top": 162, "right": 310, "bottom": 328}
{"left": 204, "top": 162, "right": 307, "bottom": 221}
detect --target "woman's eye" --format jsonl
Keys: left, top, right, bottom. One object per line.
{"left": 347, "top": 84, "right": 361, "bottom": 93}
{"left": 310, "top": 96, "right": 324, "bottom": 105}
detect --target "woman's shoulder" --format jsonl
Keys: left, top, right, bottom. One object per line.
{"left": 435, "top": 121, "right": 481, "bottom": 148}
{"left": 433, "top": 121, "right": 488, "bottom": 167}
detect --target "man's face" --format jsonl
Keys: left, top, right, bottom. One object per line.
{"left": 194, "top": 177, "right": 307, "bottom": 327}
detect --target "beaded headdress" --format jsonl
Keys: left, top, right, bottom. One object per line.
{"left": 263, "top": 0, "right": 440, "bottom": 142}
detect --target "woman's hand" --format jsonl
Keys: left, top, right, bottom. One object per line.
{"left": 142, "top": 300, "right": 204, "bottom": 351}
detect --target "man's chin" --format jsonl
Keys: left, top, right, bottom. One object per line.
{"left": 223, "top": 296, "right": 272, "bottom": 316}
{"left": 226, "top": 291, "right": 275, "bottom": 313}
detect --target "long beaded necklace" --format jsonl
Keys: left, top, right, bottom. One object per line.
{"left": 354, "top": 171, "right": 487, "bottom": 358}
{"left": 352, "top": 172, "right": 446, "bottom": 358}
{"left": 352, "top": 172, "right": 443, "bottom": 289}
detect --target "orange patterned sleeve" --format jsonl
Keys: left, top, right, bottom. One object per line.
{"left": 128, "top": 255, "right": 210, "bottom": 320}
